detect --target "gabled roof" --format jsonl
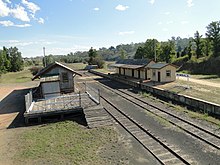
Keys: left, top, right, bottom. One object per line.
{"left": 116, "top": 59, "right": 152, "bottom": 65}
{"left": 148, "top": 63, "right": 177, "bottom": 69}
{"left": 32, "top": 61, "right": 82, "bottom": 80}
{"left": 111, "top": 59, "right": 153, "bottom": 69}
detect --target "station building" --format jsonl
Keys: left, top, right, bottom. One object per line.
{"left": 112, "top": 59, "right": 177, "bottom": 83}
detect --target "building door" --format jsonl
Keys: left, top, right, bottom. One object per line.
{"left": 158, "top": 71, "right": 161, "bottom": 82}
{"left": 119, "top": 68, "right": 121, "bottom": 75}
{"left": 145, "top": 69, "right": 147, "bottom": 80}
{"left": 132, "top": 69, "right": 134, "bottom": 77}
{"left": 138, "top": 70, "right": 140, "bottom": 78}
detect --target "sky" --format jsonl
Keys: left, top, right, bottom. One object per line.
{"left": 0, "top": 0, "right": 220, "bottom": 57}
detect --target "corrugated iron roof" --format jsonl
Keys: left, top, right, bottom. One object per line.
{"left": 148, "top": 63, "right": 177, "bottom": 69}
{"left": 120, "top": 65, "right": 143, "bottom": 69}
{"left": 116, "top": 59, "right": 152, "bottom": 65}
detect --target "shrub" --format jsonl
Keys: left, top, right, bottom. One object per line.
{"left": 29, "top": 66, "right": 43, "bottom": 76}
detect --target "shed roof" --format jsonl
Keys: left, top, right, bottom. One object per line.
{"left": 32, "top": 61, "right": 82, "bottom": 80}
{"left": 148, "top": 63, "right": 177, "bottom": 69}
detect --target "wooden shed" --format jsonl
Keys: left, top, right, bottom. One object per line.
{"left": 148, "top": 63, "right": 177, "bottom": 82}
{"left": 112, "top": 59, "right": 155, "bottom": 80}
{"left": 32, "top": 62, "right": 81, "bottom": 99}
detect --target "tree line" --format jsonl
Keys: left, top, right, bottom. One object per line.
{"left": 134, "top": 20, "right": 220, "bottom": 63}
{"left": 0, "top": 47, "right": 24, "bottom": 75}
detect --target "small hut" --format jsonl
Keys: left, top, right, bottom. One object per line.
{"left": 32, "top": 62, "right": 81, "bottom": 99}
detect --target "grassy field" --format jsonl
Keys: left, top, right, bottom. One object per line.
{"left": 0, "top": 68, "right": 33, "bottom": 83}
{"left": 65, "top": 63, "right": 87, "bottom": 70}
{"left": 14, "top": 121, "right": 121, "bottom": 165}
{"left": 158, "top": 79, "right": 220, "bottom": 105}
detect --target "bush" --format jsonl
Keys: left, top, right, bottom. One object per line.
{"left": 29, "top": 66, "right": 43, "bottom": 76}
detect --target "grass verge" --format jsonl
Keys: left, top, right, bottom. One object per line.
{"left": 14, "top": 121, "right": 119, "bottom": 165}
{"left": 140, "top": 92, "right": 220, "bottom": 127}
{"left": 0, "top": 68, "right": 33, "bottom": 83}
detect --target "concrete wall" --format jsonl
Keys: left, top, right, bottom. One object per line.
{"left": 89, "top": 69, "right": 220, "bottom": 116}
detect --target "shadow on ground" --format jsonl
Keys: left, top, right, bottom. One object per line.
{"left": 0, "top": 88, "right": 87, "bottom": 129}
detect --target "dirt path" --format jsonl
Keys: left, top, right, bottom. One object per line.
{"left": 0, "top": 82, "right": 38, "bottom": 165}
{"left": 178, "top": 76, "right": 220, "bottom": 88}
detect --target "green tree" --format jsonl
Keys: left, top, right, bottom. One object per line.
{"left": 8, "top": 47, "right": 23, "bottom": 72}
{"left": 144, "top": 39, "right": 158, "bottom": 59}
{"left": 194, "top": 31, "right": 203, "bottom": 58}
{"left": 134, "top": 46, "right": 145, "bottom": 59}
{"left": 88, "top": 47, "right": 105, "bottom": 68}
{"left": 159, "top": 41, "right": 175, "bottom": 63}
{"left": 43, "top": 54, "right": 55, "bottom": 66}
{"left": 206, "top": 21, "right": 220, "bottom": 57}
{"left": 119, "top": 48, "right": 127, "bottom": 59}
{"left": 88, "top": 47, "right": 98, "bottom": 65}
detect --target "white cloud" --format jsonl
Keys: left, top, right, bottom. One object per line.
{"left": 0, "top": 0, "right": 44, "bottom": 25}
{"left": 0, "top": 0, "right": 10, "bottom": 16}
{"left": 93, "top": 7, "right": 99, "bottom": 11}
{"left": 0, "top": 20, "right": 31, "bottom": 27}
{"left": 115, "top": 4, "right": 129, "bottom": 11}
{"left": 0, "top": 20, "right": 13, "bottom": 26}
{"left": 21, "top": 0, "right": 40, "bottom": 14}
{"left": 118, "top": 31, "right": 135, "bottom": 35}
{"left": 149, "top": 0, "right": 155, "bottom": 5}
{"left": 187, "top": 0, "right": 194, "bottom": 7}
{"left": 158, "top": 21, "right": 162, "bottom": 25}
{"left": 164, "top": 11, "right": 170, "bottom": 15}
{"left": 10, "top": 5, "right": 30, "bottom": 22}
{"left": 181, "top": 20, "right": 189, "bottom": 24}
{"left": 38, "top": 17, "right": 44, "bottom": 24}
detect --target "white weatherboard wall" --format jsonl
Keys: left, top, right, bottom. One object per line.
{"left": 42, "top": 81, "right": 60, "bottom": 99}
{"left": 151, "top": 65, "right": 176, "bottom": 82}
{"left": 160, "top": 65, "right": 176, "bottom": 82}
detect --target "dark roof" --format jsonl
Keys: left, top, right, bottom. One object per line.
{"left": 32, "top": 61, "right": 82, "bottom": 80}
{"left": 111, "top": 59, "right": 153, "bottom": 69}
{"left": 148, "top": 63, "right": 177, "bottom": 69}
{"left": 116, "top": 59, "right": 152, "bottom": 65}
{"left": 120, "top": 65, "right": 143, "bottom": 69}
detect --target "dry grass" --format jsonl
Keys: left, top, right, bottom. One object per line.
{"left": 158, "top": 79, "right": 220, "bottom": 105}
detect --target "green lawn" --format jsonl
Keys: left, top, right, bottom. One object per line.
{"left": 65, "top": 63, "right": 87, "bottom": 70}
{"left": 14, "top": 121, "right": 119, "bottom": 165}
{"left": 0, "top": 68, "right": 33, "bottom": 83}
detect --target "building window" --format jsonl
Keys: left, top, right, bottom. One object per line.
{"left": 62, "top": 73, "right": 69, "bottom": 82}
{"left": 166, "top": 70, "right": 171, "bottom": 77}
{"left": 153, "top": 70, "right": 156, "bottom": 77}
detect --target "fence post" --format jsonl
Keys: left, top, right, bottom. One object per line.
{"left": 98, "top": 89, "right": 100, "bottom": 104}
{"left": 79, "top": 91, "right": 81, "bottom": 107}
{"left": 85, "top": 81, "right": 87, "bottom": 93}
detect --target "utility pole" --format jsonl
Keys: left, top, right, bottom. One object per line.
{"left": 43, "top": 47, "right": 46, "bottom": 67}
{"left": 154, "top": 39, "right": 156, "bottom": 62}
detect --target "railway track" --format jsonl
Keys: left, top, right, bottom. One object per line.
{"left": 95, "top": 79, "right": 220, "bottom": 151}
{"left": 101, "top": 95, "right": 195, "bottom": 164}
